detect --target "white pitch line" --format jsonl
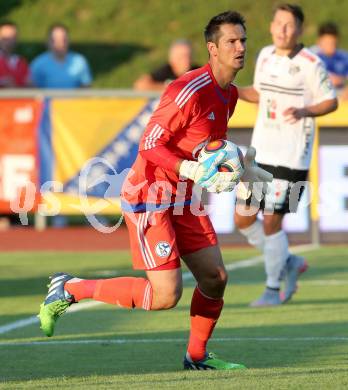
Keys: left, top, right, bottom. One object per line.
{"left": 303, "top": 279, "right": 348, "bottom": 286}
{"left": 1, "top": 336, "right": 348, "bottom": 347}
{"left": 0, "top": 244, "right": 318, "bottom": 336}
{"left": 0, "top": 316, "right": 39, "bottom": 335}
{"left": 0, "top": 301, "right": 101, "bottom": 335}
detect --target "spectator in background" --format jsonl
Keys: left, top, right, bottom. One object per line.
{"left": 0, "top": 21, "right": 30, "bottom": 229}
{"left": 311, "top": 22, "right": 348, "bottom": 99}
{"left": 31, "top": 23, "right": 92, "bottom": 88}
{"left": 134, "top": 39, "right": 200, "bottom": 91}
{"left": 0, "top": 21, "right": 30, "bottom": 87}
{"left": 31, "top": 23, "right": 92, "bottom": 227}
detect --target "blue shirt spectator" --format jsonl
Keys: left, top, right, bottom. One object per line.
{"left": 30, "top": 23, "right": 92, "bottom": 89}
{"left": 310, "top": 22, "right": 348, "bottom": 99}
{"left": 31, "top": 51, "right": 92, "bottom": 88}
{"left": 310, "top": 47, "right": 348, "bottom": 87}
{"left": 317, "top": 50, "right": 348, "bottom": 79}
{"left": 32, "top": 24, "right": 93, "bottom": 228}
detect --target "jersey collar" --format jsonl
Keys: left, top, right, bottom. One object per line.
{"left": 205, "top": 62, "right": 231, "bottom": 104}
{"left": 288, "top": 43, "right": 304, "bottom": 59}
{"left": 271, "top": 43, "right": 304, "bottom": 59}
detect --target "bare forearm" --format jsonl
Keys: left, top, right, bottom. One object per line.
{"left": 237, "top": 86, "right": 259, "bottom": 103}
{"left": 303, "top": 98, "right": 338, "bottom": 117}
{"left": 340, "top": 85, "right": 348, "bottom": 101}
{"left": 283, "top": 98, "right": 338, "bottom": 124}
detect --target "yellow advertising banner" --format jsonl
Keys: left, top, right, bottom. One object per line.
{"left": 44, "top": 97, "right": 158, "bottom": 215}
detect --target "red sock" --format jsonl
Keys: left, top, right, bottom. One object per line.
{"left": 65, "top": 279, "right": 97, "bottom": 301}
{"left": 65, "top": 277, "right": 152, "bottom": 310}
{"left": 187, "top": 286, "right": 224, "bottom": 361}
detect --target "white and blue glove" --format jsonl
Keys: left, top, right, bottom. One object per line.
{"left": 205, "top": 172, "right": 238, "bottom": 193}
{"left": 237, "top": 147, "right": 274, "bottom": 200}
{"left": 179, "top": 151, "right": 227, "bottom": 188}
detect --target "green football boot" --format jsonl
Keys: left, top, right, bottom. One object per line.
{"left": 38, "top": 272, "right": 75, "bottom": 337}
{"left": 183, "top": 352, "right": 247, "bottom": 370}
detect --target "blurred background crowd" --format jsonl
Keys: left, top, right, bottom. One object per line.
{"left": 1, "top": 19, "right": 347, "bottom": 96}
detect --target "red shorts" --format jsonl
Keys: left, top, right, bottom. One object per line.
{"left": 124, "top": 205, "right": 217, "bottom": 270}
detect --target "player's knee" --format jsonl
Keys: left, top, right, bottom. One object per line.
{"left": 234, "top": 213, "right": 254, "bottom": 230}
{"left": 151, "top": 285, "right": 182, "bottom": 310}
{"left": 216, "top": 268, "right": 228, "bottom": 289}
{"left": 263, "top": 218, "right": 282, "bottom": 235}
{"left": 234, "top": 212, "right": 244, "bottom": 229}
{"left": 204, "top": 267, "right": 228, "bottom": 292}
{"left": 161, "top": 290, "right": 182, "bottom": 309}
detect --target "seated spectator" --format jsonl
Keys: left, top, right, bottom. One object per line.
{"left": 0, "top": 21, "right": 30, "bottom": 87}
{"left": 134, "top": 39, "right": 200, "bottom": 91}
{"left": 311, "top": 22, "right": 348, "bottom": 99}
{"left": 31, "top": 23, "right": 92, "bottom": 88}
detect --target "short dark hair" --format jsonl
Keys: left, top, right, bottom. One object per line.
{"left": 318, "top": 22, "right": 339, "bottom": 37}
{"left": 48, "top": 23, "right": 69, "bottom": 37}
{"left": 274, "top": 3, "right": 304, "bottom": 26}
{"left": 0, "top": 20, "right": 17, "bottom": 30}
{"left": 204, "top": 11, "right": 246, "bottom": 44}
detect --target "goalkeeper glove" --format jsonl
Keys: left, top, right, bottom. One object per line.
{"left": 238, "top": 146, "right": 273, "bottom": 200}
{"left": 206, "top": 172, "right": 238, "bottom": 193}
{"left": 179, "top": 150, "right": 227, "bottom": 188}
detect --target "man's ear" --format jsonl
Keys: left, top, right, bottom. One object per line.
{"left": 207, "top": 41, "right": 217, "bottom": 57}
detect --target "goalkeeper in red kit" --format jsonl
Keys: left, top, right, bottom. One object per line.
{"left": 39, "top": 11, "right": 272, "bottom": 370}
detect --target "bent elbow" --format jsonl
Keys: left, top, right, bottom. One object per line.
{"left": 332, "top": 98, "right": 339, "bottom": 112}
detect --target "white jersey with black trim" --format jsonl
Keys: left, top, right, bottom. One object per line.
{"left": 251, "top": 44, "right": 336, "bottom": 170}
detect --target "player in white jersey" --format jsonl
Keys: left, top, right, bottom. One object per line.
{"left": 234, "top": 3, "right": 338, "bottom": 306}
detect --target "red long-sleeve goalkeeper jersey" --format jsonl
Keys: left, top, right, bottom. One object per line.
{"left": 121, "top": 63, "right": 238, "bottom": 212}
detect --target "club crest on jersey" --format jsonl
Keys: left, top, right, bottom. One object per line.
{"left": 155, "top": 241, "right": 171, "bottom": 258}
{"left": 207, "top": 112, "right": 215, "bottom": 120}
{"left": 289, "top": 64, "right": 300, "bottom": 75}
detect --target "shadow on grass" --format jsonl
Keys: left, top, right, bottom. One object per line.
{"left": 2, "top": 249, "right": 348, "bottom": 303}
{"left": 1, "top": 317, "right": 348, "bottom": 381}
{"left": 228, "top": 264, "right": 348, "bottom": 285}
{"left": 1, "top": 260, "right": 347, "bottom": 298}
{"left": 289, "top": 297, "right": 348, "bottom": 306}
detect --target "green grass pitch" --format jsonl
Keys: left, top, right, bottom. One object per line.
{"left": 1, "top": 246, "right": 348, "bottom": 389}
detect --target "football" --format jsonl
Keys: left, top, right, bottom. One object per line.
{"left": 198, "top": 139, "right": 245, "bottom": 177}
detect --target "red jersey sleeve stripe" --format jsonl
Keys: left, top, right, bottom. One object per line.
{"left": 144, "top": 124, "right": 165, "bottom": 150}
{"left": 175, "top": 75, "right": 211, "bottom": 107}
{"left": 178, "top": 79, "right": 212, "bottom": 108}
{"left": 148, "top": 128, "right": 164, "bottom": 149}
{"left": 144, "top": 124, "right": 160, "bottom": 150}
{"left": 174, "top": 71, "right": 209, "bottom": 105}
